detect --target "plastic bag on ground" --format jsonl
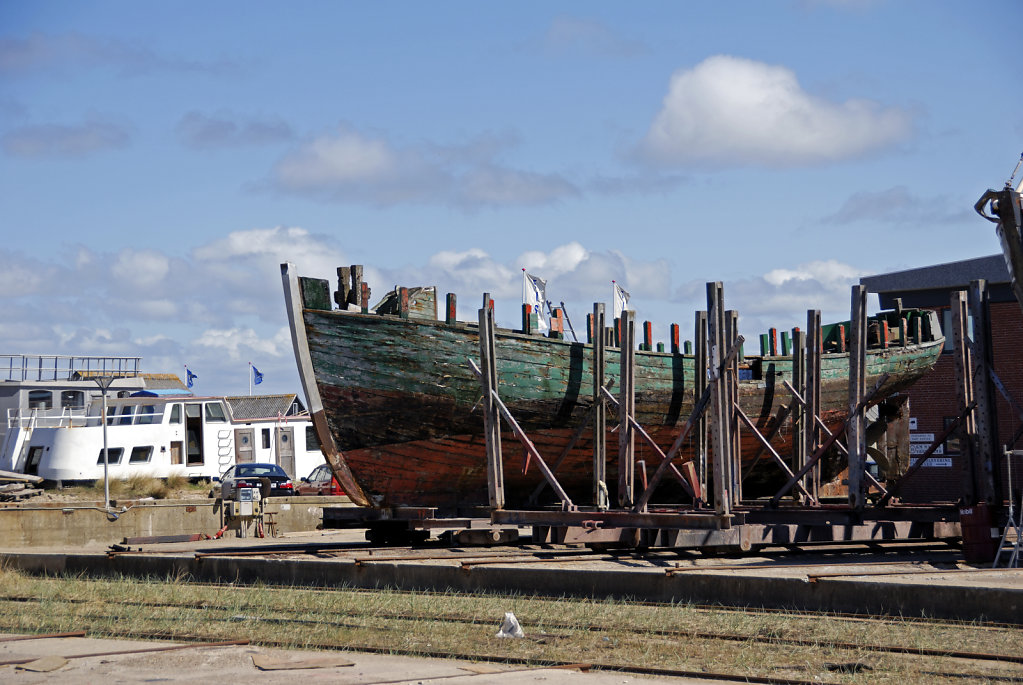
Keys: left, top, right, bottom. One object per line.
{"left": 495, "top": 611, "right": 524, "bottom": 638}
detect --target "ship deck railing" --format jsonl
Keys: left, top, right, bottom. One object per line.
{"left": 6, "top": 405, "right": 163, "bottom": 430}
{"left": 0, "top": 355, "right": 142, "bottom": 383}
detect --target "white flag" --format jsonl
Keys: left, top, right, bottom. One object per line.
{"left": 613, "top": 281, "right": 630, "bottom": 319}
{"left": 523, "top": 270, "right": 549, "bottom": 332}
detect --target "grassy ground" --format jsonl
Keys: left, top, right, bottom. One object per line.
{"left": 51, "top": 474, "right": 212, "bottom": 501}
{"left": 0, "top": 568, "right": 1019, "bottom": 683}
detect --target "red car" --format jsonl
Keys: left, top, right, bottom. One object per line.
{"left": 297, "top": 464, "right": 344, "bottom": 496}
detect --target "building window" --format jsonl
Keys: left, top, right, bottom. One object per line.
{"left": 27, "top": 390, "right": 52, "bottom": 410}
{"left": 943, "top": 416, "right": 962, "bottom": 455}
{"left": 129, "top": 446, "right": 153, "bottom": 464}
{"left": 61, "top": 391, "right": 85, "bottom": 410}
{"left": 205, "top": 402, "right": 226, "bottom": 423}
{"left": 306, "top": 426, "right": 321, "bottom": 452}
{"left": 96, "top": 448, "right": 124, "bottom": 465}
{"left": 170, "top": 404, "right": 182, "bottom": 424}
{"left": 262, "top": 428, "right": 271, "bottom": 449}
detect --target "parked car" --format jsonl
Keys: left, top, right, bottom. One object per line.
{"left": 297, "top": 463, "right": 344, "bottom": 496}
{"left": 220, "top": 462, "right": 294, "bottom": 499}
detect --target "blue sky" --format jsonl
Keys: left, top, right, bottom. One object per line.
{"left": 1, "top": 1, "right": 1021, "bottom": 396}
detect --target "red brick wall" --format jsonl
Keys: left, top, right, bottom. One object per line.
{"left": 899, "top": 301, "right": 1023, "bottom": 502}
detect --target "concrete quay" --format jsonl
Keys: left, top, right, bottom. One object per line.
{"left": 2, "top": 529, "right": 1022, "bottom": 626}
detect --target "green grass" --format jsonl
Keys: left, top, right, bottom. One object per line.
{"left": 0, "top": 568, "right": 1019, "bottom": 683}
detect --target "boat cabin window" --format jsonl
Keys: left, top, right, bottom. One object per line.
{"left": 27, "top": 390, "right": 52, "bottom": 410}
{"left": 129, "top": 446, "right": 153, "bottom": 464}
{"left": 60, "top": 390, "right": 85, "bottom": 410}
{"left": 135, "top": 405, "right": 158, "bottom": 425}
{"left": 205, "top": 403, "right": 226, "bottom": 423}
{"left": 169, "top": 404, "right": 182, "bottom": 424}
{"left": 117, "top": 391, "right": 131, "bottom": 398}
{"left": 96, "top": 448, "right": 124, "bottom": 465}
{"left": 262, "top": 428, "right": 271, "bottom": 449}
{"left": 185, "top": 404, "right": 201, "bottom": 419}
{"left": 118, "top": 405, "right": 135, "bottom": 425}
{"left": 306, "top": 426, "right": 321, "bottom": 451}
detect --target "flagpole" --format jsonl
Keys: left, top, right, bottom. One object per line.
{"left": 248, "top": 362, "right": 252, "bottom": 397}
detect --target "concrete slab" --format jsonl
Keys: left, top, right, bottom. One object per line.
{"left": 0, "top": 634, "right": 721, "bottom": 684}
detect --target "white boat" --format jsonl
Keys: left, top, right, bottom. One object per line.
{"left": 0, "top": 354, "right": 325, "bottom": 484}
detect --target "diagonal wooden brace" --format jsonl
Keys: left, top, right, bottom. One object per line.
{"left": 628, "top": 335, "right": 745, "bottom": 513}
{"left": 735, "top": 405, "right": 813, "bottom": 502}
{"left": 599, "top": 387, "right": 699, "bottom": 505}
{"left": 769, "top": 373, "right": 890, "bottom": 507}
{"left": 468, "top": 358, "right": 576, "bottom": 511}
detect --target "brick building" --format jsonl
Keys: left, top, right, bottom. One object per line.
{"left": 861, "top": 255, "right": 1023, "bottom": 503}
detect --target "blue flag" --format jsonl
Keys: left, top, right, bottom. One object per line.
{"left": 185, "top": 366, "right": 197, "bottom": 389}
{"left": 252, "top": 365, "right": 263, "bottom": 386}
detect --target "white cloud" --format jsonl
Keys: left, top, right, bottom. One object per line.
{"left": 111, "top": 249, "right": 170, "bottom": 287}
{"left": 270, "top": 125, "right": 578, "bottom": 208}
{"left": 193, "top": 326, "right": 291, "bottom": 360}
{"left": 637, "top": 55, "right": 913, "bottom": 168}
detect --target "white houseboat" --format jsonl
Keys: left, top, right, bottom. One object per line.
{"left": 0, "top": 354, "right": 325, "bottom": 483}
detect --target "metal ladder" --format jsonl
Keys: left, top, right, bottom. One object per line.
{"left": 993, "top": 448, "right": 1023, "bottom": 568}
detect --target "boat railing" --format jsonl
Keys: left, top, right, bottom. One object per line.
{"left": 5, "top": 404, "right": 163, "bottom": 429}
{"left": 0, "top": 354, "right": 142, "bottom": 383}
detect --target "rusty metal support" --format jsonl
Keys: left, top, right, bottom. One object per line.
{"left": 970, "top": 279, "right": 1002, "bottom": 504}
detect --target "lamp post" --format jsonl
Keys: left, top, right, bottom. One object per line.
{"left": 93, "top": 376, "right": 115, "bottom": 510}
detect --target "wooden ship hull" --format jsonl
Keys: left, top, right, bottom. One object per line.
{"left": 282, "top": 264, "right": 945, "bottom": 511}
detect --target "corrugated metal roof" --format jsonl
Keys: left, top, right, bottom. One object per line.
{"left": 225, "top": 394, "right": 300, "bottom": 420}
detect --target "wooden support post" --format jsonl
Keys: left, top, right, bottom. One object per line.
{"left": 780, "top": 330, "right": 791, "bottom": 356}
{"left": 670, "top": 324, "right": 680, "bottom": 353}
{"left": 847, "top": 285, "right": 868, "bottom": 510}
{"left": 445, "top": 293, "right": 457, "bottom": 325}
{"left": 618, "top": 309, "right": 636, "bottom": 507}
{"left": 708, "top": 283, "right": 731, "bottom": 516}
{"left": 642, "top": 321, "right": 653, "bottom": 352}
{"left": 726, "top": 309, "right": 741, "bottom": 505}
{"left": 593, "top": 303, "right": 608, "bottom": 510}
{"left": 768, "top": 328, "right": 778, "bottom": 356}
{"left": 805, "top": 310, "right": 822, "bottom": 499}
{"left": 695, "top": 310, "right": 709, "bottom": 502}
{"left": 586, "top": 313, "right": 594, "bottom": 344}
{"left": 969, "top": 279, "right": 1002, "bottom": 504}
{"left": 478, "top": 305, "right": 504, "bottom": 509}
{"left": 360, "top": 282, "right": 369, "bottom": 314}
{"left": 791, "top": 328, "right": 807, "bottom": 503}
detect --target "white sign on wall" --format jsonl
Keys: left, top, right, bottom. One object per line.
{"left": 909, "top": 456, "right": 952, "bottom": 467}
{"left": 910, "top": 433, "right": 934, "bottom": 443}
{"left": 909, "top": 417, "right": 918, "bottom": 430}
{"left": 910, "top": 443, "right": 944, "bottom": 456}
